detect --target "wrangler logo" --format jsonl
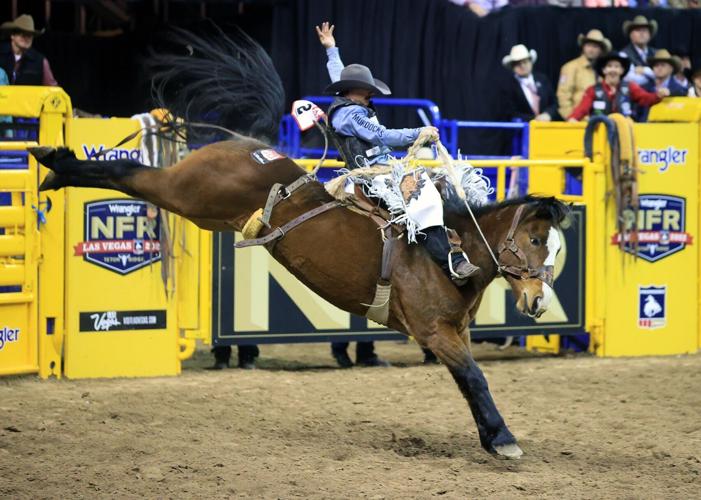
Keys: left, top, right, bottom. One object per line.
{"left": 82, "top": 144, "right": 142, "bottom": 161}
{"left": 638, "top": 147, "right": 688, "bottom": 173}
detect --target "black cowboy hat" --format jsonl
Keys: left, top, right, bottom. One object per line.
{"left": 594, "top": 51, "right": 631, "bottom": 77}
{"left": 324, "top": 64, "right": 391, "bottom": 96}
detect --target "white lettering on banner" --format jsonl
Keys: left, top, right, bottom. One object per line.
{"left": 90, "top": 312, "right": 121, "bottom": 331}
{"left": 0, "top": 327, "right": 20, "bottom": 350}
{"left": 638, "top": 147, "right": 688, "bottom": 173}
{"left": 107, "top": 204, "right": 142, "bottom": 216}
{"left": 82, "top": 144, "right": 142, "bottom": 162}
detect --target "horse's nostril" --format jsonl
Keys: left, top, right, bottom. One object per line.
{"left": 531, "top": 296, "right": 542, "bottom": 315}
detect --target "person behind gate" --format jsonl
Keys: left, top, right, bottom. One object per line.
{"left": 568, "top": 51, "right": 668, "bottom": 122}
{"left": 0, "top": 14, "right": 57, "bottom": 86}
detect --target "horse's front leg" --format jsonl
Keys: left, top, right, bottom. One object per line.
{"left": 425, "top": 324, "right": 522, "bottom": 459}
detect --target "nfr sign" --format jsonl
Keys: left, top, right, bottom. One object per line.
{"left": 75, "top": 199, "right": 161, "bottom": 275}
{"left": 612, "top": 194, "right": 693, "bottom": 262}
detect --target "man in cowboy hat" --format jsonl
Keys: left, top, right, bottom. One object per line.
{"left": 557, "top": 30, "right": 611, "bottom": 119}
{"left": 638, "top": 49, "right": 688, "bottom": 121}
{"left": 316, "top": 21, "right": 479, "bottom": 367}
{"left": 620, "top": 15, "right": 658, "bottom": 87}
{"left": 498, "top": 44, "right": 558, "bottom": 123}
{"left": 568, "top": 52, "right": 668, "bottom": 122}
{"left": 0, "top": 14, "right": 57, "bottom": 86}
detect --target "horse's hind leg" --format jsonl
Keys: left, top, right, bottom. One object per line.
{"left": 32, "top": 147, "right": 145, "bottom": 194}
{"left": 426, "top": 325, "right": 522, "bottom": 459}
{"left": 29, "top": 146, "right": 185, "bottom": 211}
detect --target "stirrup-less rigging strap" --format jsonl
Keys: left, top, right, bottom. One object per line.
{"left": 259, "top": 175, "right": 315, "bottom": 228}
{"left": 234, "top": 201, "right": 343, "bottom": 249}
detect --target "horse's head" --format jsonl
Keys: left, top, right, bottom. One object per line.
{"left": 494, "top": 197, "right": 571, "bottom": 318}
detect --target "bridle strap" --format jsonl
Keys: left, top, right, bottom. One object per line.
{"left": 496, "top": 204, "right": 554, "bottom": 287}
{"left": 504, "top": 204, "right": 526, "bottom": 243}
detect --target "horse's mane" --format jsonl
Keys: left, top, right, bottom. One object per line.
{"left": 145, "top": 23, "right": 284, "bottom": 144}
{"left": 446, "top": 194, "right": 572, "bottom": 228}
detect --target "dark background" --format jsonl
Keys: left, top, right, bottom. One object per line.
{"left": 3, "top": 1, "right": 700, "bottom": 152}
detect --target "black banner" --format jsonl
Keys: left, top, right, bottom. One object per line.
{"left": 79, "top": 310, "right": 167, "bottom": 332}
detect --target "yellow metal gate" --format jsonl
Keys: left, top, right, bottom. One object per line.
{"left": 0, "top": 142, "right": 39, "bottom": 375}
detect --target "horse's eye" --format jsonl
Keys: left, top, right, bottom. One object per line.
{"left": 530, "top": 237, "right": 541, "bottom": 246}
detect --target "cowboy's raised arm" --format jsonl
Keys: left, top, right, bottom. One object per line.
{"left": 316, "top": 21, "right": 343, "bottom": 83}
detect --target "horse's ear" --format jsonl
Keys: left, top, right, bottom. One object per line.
{"left": 534, "top": 197, "right": 572, "bottom": 229}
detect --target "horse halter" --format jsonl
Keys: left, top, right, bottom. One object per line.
{"left": 495, "top": 205, "right": 554, "bottom": 287}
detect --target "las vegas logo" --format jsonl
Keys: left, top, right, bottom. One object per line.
{"left": 611, "top": 194, "right": 693, "bottom": 263}
{"left": 75, "top": 199, "right": 161, "bottom": 275}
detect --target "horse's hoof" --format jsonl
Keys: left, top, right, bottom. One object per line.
{"left": 27, "top": 146, "right": 57, "bottom": 162}
{"left": 27, "top": 146, "right": 56, "bottom": 166}
{"left": 39, "top": 172, "right": 60, "bottom": 191}
{"left": 492, "top": 443, "right": 523, "bottom": 460}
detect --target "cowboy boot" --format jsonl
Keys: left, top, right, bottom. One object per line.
{"left": 209, "top": 345, "right": 231, "bottom": 370}
{"left": 237, "top": 344, "right": 259, "bottom": 369}
{"left": 420, "top": 226, "right": 480, "bottom": 284}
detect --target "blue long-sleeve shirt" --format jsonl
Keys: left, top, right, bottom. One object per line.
{"left": 325, "top": 47, "right": 420, "bottom": 163}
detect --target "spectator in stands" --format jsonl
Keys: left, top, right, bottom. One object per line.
{"left": 499, "top": 44, "right": 559, "bottom": 122}
{"left": 620, "top": 15, "right": 657, "bottom": 87}
{"left": 210, "top": 345, "right": 260, "bottom": 370}
{"left": 672, "top": 53, "right": 692, "bottom": 88}
{"left": 568, "top": 52, "right": 668, "bottom": 122}
{"left": 645, "top": 50, "right": 688, "bottom": 96}
{"left": 688, "top": 69, "right": 701, "bottom": 97}
{"left": 638, "top": 50, "right": 687, "bottom": 121}
{"left": 0, "top": 14, "right": 57, "bottom": 86}
{"left": 448, "top": 0, "right": 508, "bottom": 17}
{"left": 557, "top": 29, "right": 611, "bottom": 119}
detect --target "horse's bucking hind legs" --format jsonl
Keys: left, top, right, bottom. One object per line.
{"left": 34, "top": 146, "right": 152, "bottom": 199}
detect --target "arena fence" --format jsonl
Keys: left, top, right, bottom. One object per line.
{"left": 0, "top": 88, "right": 699, "bottom": 379}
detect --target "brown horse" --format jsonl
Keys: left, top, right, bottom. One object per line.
{"left": 28, "top": 29, "right": 569, "bottom": 459}
{"left": 30, "top": 140, "right": 569, "bottom": 460}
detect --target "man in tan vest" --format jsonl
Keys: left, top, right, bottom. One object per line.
{"left": 557, "top": 29, "right": 611, "bottom": 119}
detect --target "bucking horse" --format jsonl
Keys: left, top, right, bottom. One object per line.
{"left": 29, "top": 28, "right": 569, "bottom": 459}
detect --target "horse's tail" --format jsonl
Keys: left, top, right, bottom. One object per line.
{"left": 146, "top": 24, "right": 284, "bottom": 144}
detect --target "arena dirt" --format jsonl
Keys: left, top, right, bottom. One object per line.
{"left": 1, "top": 341, "right": 699, "bottom": 499}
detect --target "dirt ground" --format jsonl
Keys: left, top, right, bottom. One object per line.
{"left": 0, "top": 341, "right": 699, "bottom": 499}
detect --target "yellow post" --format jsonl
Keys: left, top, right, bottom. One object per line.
{"left": 37, "top": 90, "right": 72, "bottom": 378}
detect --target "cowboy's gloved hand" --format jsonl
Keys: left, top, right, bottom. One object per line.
{"left": 657, "top": 87, "right": 670, "bottom": 98}
{"left": 315, "top": 22, "right": 336, "bottom": 49}
{"left": 421, "top": 126, "right": 440, "bottom": 142}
